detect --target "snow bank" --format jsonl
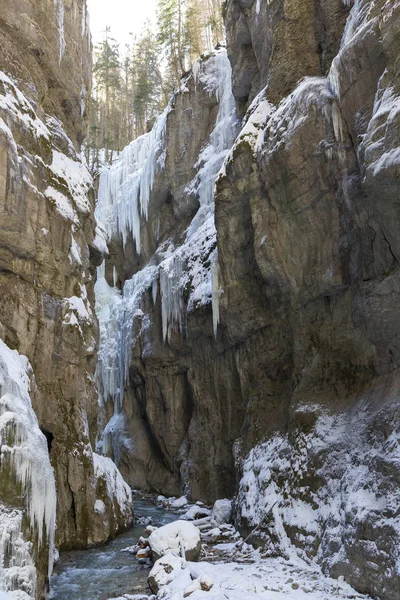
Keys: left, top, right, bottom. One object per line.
{"left": 0, "top": 340, "right": 56, "bottom": 597}
{"left": 236, "top": 404, "right": 400, "bottom": 581}
{"left": 93, "top": 452, "right": 133, "bottom": 523}
{"left": 148, "top": 520, "right": 201, "bottom": 562}
{"left": 149, "top": 553, "right": 370, "bottom": 599}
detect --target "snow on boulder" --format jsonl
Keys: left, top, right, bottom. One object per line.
{"left": 93, "top": 453, "right": 134, "bottom": 536}
{"left": 148, "top": 520, "right": 201, "bottom": 562}
{"left": 183, "top": 578, "right": 201, "bottom": 596}
{"left": 183, "top": 504, "right": 211, "bottom": 521}
{"left": 171, "top": 496, "right": 189, "bottom": 509}
{"left": 211, "top": 499, "right": 232, "bottom": 525}
{"left": 148, "top": 552, "right": 186, "bottom": 594}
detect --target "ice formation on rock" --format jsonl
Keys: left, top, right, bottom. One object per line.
{"left": 0, "top": 340, "right": 56, "bottom": 597}
{"left": 95, "top": 107, "right": 170, "bottom": 252}
{"left": 93, "top": 453, "right": 133, "bottom": 521}
{"left": 54, "top": 0, "right": 66, "bottom": 63}
{"left": 160, "top": 50, "right": 238, "bottom": 341}
{"left": 95, "top": 49, "right": 238, "bottom": 460}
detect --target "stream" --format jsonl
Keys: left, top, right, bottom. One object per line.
{"left": 50, "top": 497, "right": 176, "bottom": 600}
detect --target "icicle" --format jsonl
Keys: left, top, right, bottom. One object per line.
{"left": 94, "top": 49, "right": 239, "bottom": 462}
{"left": 211, "top": 252, "right": 221, "bottom": 338}
{"left": 0, "top": 340, "right": 56, "bottom": 591}
{"left": 152, "top": 279, "right": 158, "bottom": 305}
{"left": 160, "top": 255, "right": 185, "bottom": 342}
{"left": 54, "top": 0, "right": 66, "bottom": 63}
{"left": 160, "top": 49, "right": 239, "bottom": 340}
{"left": 95, "top": 106, "right": 170, "bottom": 254}
{"left": 95, "top": 265, "right": 158, "bottom": 458}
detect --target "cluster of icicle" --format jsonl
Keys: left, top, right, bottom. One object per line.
{"left": 0, "top": 340, "right": 56, "bottom": 597}
{"left": 95, "top": 108, "right": 170, "bottom": 253}
{"left": 95, "top": 49, "right": 238, "bottom": 462}
{"left": 160, "top": 48, "right": 238, "bottom": 341}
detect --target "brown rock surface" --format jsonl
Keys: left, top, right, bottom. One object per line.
{"left": 98, "top": 2, "right": 400, "bottom": 600}
{"left": 0, "top": 1, "right": 132, "bottom": 597}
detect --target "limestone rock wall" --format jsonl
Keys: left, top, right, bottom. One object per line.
{"left": 98, "top": 1, "right": 400, "bottom": 599}
{"left": 96, "top": 50, "right": 242, "bottom": 502}
{"left": 218, "top": 0, "right": 400, "bottom": 598}
{"left": 0, "top": 0, "right": 91, "bottom": 147}
{"left": 0, "top": 2, "right": 132, "bottom": 597}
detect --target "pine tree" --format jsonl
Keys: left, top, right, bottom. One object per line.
{"left": 93, "top": 27, "right": 121, "bottom": 163}
{"left": 132, "top": 23, "right": 163, "bottom": 136}
{"left": 157, "top": 0, "right": 187, "bottom": 86}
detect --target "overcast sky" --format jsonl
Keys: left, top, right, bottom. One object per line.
{"left": 87, "top": 0, "right": 157, "bottom": 48}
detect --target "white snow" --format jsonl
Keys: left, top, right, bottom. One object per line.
{"left": 93, "top": 223, "right": 109, "bottom": 255}
{"left": 148, "top": 521, "right": 201, "bottom": 560}
{"left": 50, "top": 150, "right": 92, "bottom": 214}
{"left": 0, "top": 72, "right": 50, "bottom": 141}
{"left": 211, "top": 499, "right": 232, "bottom": 525}
{"left": 152, "top": 553, "right": 371, "bottom": 600}
{"left": 170, "top": 496, "right": 189, "bottom": 510}
{"left": 44, "top": 186, "right": 78, "bottom": 223}
{"left": 0, "top": 340, "right": 56, "bottom": 596}
{"left": 95, "top": 106, "right": 170, "bottom": 252}
{"left": 236, "top": 404, "right": 400, "bottom": 580}
{"left": 149, "top": 553, "right": 185, "bottom": 592}
{"left": 63, "top": 287, "right": 93, "bottom": 334}
{"left": 93, "top": 453, "right": 132, "bottom": 518}
{"left": 94, "top": 499, "right": 106, "bottom": 515}
{"left": 69, "top": 233, "right": 82, "bottom": 265}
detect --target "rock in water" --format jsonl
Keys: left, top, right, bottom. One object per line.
{"left": 211, "top": 499, "right": 233, "bottom": 525}
{"left": 148, "top": 521, "right": 201, "bottom": 562}
{"left": 148, "top": 553, "right": 186, "bottom": 594}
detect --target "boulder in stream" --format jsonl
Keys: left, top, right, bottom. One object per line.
{"left": 148, "top": 520, "right": 201, "bottom": 562}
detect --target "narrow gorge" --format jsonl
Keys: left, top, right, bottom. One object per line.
{"left": 1, "top": 0, "right": 400, "bottom": 599}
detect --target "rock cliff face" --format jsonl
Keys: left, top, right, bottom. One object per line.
{"left": 96, "top": 1, "right": 400, "bottom": 599}
{"left": 96, "top": 49, "right": 241, "bottom": 501}
{"left": 218, "top": 1, "right": 400, "bottom": 598}
{"left": 0, "top": 1, "right": 133, "bottom": 597}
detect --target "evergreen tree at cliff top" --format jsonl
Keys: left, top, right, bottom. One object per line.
{"left": 86, "top": 0, "right": 225, "bottom": 168}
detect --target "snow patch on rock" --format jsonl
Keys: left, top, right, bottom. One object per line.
{"left": 0, "top": 340, "right": 56, "bottom": 597}
{"left": 148, "top": 521, "right": 201, "bottom": 562}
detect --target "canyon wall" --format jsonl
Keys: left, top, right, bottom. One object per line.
{"left": 97, "top": 0, "right": 400, "bottom": 599}
{"left": 0, "top": 1, "right": 132, "bottom": 597}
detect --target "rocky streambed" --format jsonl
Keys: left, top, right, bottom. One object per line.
{"left": 50, "top": 494, "right": 376, "bottom": 600}
{"left": 49, "top": 496, "right": 176, "bottom": 600}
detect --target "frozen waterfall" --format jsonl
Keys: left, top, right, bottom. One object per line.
{"left": 94, "top": 48, "right": 238, "bottom": 462}
{"left": 0, "top": 340, "right": 56, "bottom": 597}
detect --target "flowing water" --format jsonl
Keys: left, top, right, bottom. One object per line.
{"left": 50, "top": 497, "right": 176, "bottom": 600}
